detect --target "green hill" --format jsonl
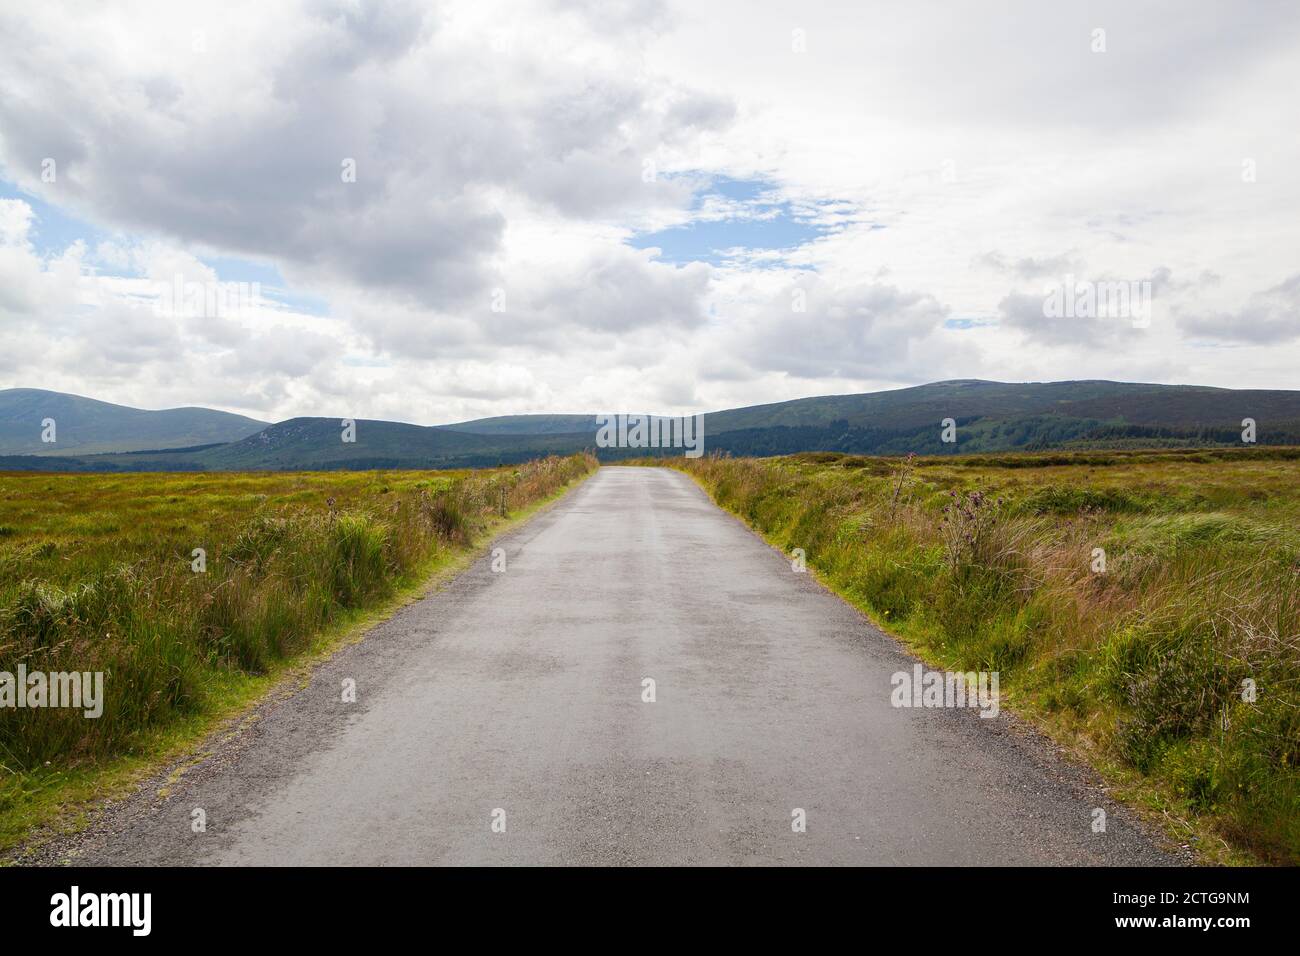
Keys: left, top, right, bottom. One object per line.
{"left": 0, "top": 388, "right": 267, "bottom": 455}
{"left": 442, "top": 414, "right": 598, "bottom": 435}
{"left": 1, "top": 380, "right": 1297, "bottom": 471}
{"left": 199, "top": 418, "right": 587, "bottom": 470}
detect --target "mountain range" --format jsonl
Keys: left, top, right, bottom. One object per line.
{"left": 2, "top": 381, "right": 1298, "bottom": 472}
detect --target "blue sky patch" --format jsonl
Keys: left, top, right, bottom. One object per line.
{"left": 628, "top": 175, "right": 860, "bottom": 267}
{"left": 1, "top": 178, "right": 328, "bottom": 316}
{"left": 198, "top": 254, "right": 330, "bottom": 316}
{"left": 0, "top": 181, "right": 116, "bottom": 263}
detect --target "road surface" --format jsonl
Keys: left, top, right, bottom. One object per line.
{"left": 65, "top": 467, "right": 1177, "bottom": 865}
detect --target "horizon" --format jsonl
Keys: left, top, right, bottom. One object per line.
{"left": 2, "top": 376, "right": 1289, "bottom": 431}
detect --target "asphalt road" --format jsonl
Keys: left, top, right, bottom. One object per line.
{"left": 68, "top": 466, "right": 1179, "bottom": 866}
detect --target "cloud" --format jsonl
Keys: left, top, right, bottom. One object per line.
{"left": 0, "top": 0, "right": 732, "bottom": 311}
{"left": 0, "top": 198, "right": 33, "bottom": 245}
{"left": 723, "top": 278, "right": 953, "bottom": 381}
{"left": 976, "top": 251, "right": 1084, "bottom": 281}
{"left": 997, "top": 286, "right": 1153, "bottom": 350}
{"left": 1178, "top": 274, "right": 1300, "bottom": 344}
{"left": 2, "top": 0, "right": 1300, "bottom": 421}
{"left": 530, "top": 248, "right": 712, "bottom": 335}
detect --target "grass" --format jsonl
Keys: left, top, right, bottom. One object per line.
{"left": 0, "top": 453, "right": 597, "bottom": 853}
{"left": 644, "top": 449, "right": 1300, "bottom": 865}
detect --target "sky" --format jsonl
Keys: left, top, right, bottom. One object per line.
{"left": 0, "top": 0, "right": 1296, "bottom": 425}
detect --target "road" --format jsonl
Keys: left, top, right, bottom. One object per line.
{"left": 68, "top": 466, "right": 1177, "bottom": 865}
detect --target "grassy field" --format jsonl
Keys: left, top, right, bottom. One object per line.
{"left": 0, "top": 453, "right": 596, "bottom": 851}
{"left": 649, "top": 449, "right": 1300, "bottom": 864}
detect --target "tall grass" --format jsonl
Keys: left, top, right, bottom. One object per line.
{"left": 0, "top": 453, "right": 596, "bottom": 776}
{"left": 659, "top": 451, "right": 1300, "bottom": 863}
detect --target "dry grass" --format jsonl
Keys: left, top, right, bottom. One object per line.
{"left": 0, "top": 454, "right": 596, "bottom": 778}
{"left": 652, "top": 450, "right": 1300, "bottom": 864}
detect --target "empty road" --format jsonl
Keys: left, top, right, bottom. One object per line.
{"left": 66, "top": 467, "right": 1177, "bottom": 865}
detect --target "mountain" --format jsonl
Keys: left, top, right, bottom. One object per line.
{"left": 1, "top": 380, "right": 1297, "bottom": 472}
{"left": 447, "top": 380, "right": 1300, "bottom": 437}
{"left": 0, "top": 388, "right": 268, "bottom": 456}
{"left": 442, "top": 414, "right": 598, "bottom": 435}
{"left": 199, "top": 418, "right": 587, "bottom": 470}
{"left": 705, "top": 380, "right": 1300, "bottom": 431}
{"left": 440, "top": 380, "right": 1300, "bottom": 459}
{"left": 697, "top": 380, "right": 1300, "bottom": 457}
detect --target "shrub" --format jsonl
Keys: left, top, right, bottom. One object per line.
{"left": 0, "top": 453, "right": 597, "bottom": 773}
{"left": 330, "top": 514, "right": 391, "bottom": 607}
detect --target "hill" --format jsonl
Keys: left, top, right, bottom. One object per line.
{"left": 1, "top": 380, "right": 1298, "bottom": 471}
{"left": 0, "top": 388, "right": 268, "bottom": 455}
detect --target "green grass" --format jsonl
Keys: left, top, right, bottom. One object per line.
{"left": 645, "top": 450, "right": 1300, "bottom": 864}
{"left": 0, "top": 453, "right": 597, "bottom": 852}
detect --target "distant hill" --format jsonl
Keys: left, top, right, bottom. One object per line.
{"left": 699, "top": 380, "right": 1300, "bottom": 457}
{"left": 445, "top": 380, "right": 1300, "bottom": 459}
{"left": 199, "top": 417, "right": 587, "bottom": 470}
{"left": 704, "top": 380, "right": 1300, "bottom": 432}
{"left": 0, "top": 388, "right": 268, "bottom": 456}
{"left": 1, "top": 380, "right": 1297, "bottom": 471}
{"left": 442, "top": 414, "right": 598, "bottom": 435}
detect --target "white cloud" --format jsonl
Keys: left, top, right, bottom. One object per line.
{"left": 1178, "top": 274, "right": 1300, "bottom": 345}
